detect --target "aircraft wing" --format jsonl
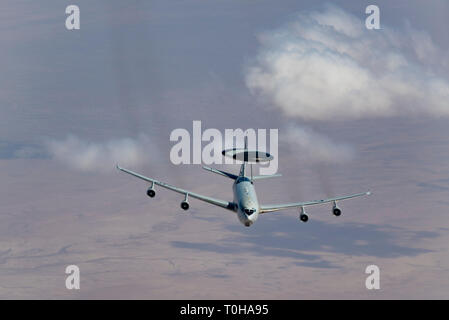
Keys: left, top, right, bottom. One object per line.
{"left": 260, "top": 191, "right": 371, "bottom": 213}
{"left": 117, "top": 165, "right": 236, "bottom": 211}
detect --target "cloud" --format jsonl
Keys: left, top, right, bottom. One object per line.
{"left": 283, "top": 125, "right": 355, "bottom": 164}
{"left": 245, "top": 4, "right": 449, "bottom": 121}
{"left": 46, "top": 134, "right": 154, "bottom": 172}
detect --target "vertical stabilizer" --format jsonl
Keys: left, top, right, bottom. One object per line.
{"left": 239, "top": 136, "right": 248, "bottom": 177}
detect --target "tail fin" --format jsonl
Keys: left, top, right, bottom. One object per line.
{"left": 202, "top": 166, "right": 238, "bottom": 180}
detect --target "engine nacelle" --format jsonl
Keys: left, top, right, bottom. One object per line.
{"left": 180, "top": 201, "right": 189, "bottom": 211}
{"left": 332, "top": 202, "right": 341, "bottom": 216}
{"left": 146, "top": 187, "right": 156, "bottom": 198}
{"left": 299, "top": 206, "right": 308, "bottom": 222}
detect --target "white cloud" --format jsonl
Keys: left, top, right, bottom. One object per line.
{"left": 246, "top": 4, "right": 449, "bottom": 121}
{"left": 46, "top": 134, "right": 154, "bottom": 172}
{"left": 283, "top": 125, "right": 355, "bottom": 164}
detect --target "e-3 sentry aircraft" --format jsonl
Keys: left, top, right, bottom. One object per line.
{"left": 117, "top": 141, "right": 370, "bottom": 227}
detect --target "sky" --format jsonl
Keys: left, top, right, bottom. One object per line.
{"left": 0, "top": 0, "right": 448, "bottom": 299}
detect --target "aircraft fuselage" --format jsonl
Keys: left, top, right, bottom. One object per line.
{"left": 232, "top": 176, "right": 260, "bottom": 227}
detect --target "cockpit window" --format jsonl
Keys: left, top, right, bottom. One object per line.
{"left": 244, "top": 208, "right": 256, "bottom": 216}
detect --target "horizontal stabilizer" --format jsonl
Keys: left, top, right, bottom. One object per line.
{"left": 252, "top": 174, "right": 282, "bottom": 180}
{"left": 202, "top": 166, "right": 238, "bottom": 180}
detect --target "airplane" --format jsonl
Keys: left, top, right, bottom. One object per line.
{"left": 117, "top": 141, "right": 370, "bottom": 227}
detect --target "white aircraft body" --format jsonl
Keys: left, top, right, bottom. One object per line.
{"left": 117, "top": 144, "right": 370, "bottom": 227}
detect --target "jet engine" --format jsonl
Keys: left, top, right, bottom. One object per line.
{"left": 146, "top": 187, "right": 156, "bottom": 198}
{"left": 299, "top": 206, "right": 308, "bottom": 222}
{"left": 180, "top": 201, "right": 189, "bottom": 210}
{"left": 332, "top": 202, "right": 341, "bottom": 216}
